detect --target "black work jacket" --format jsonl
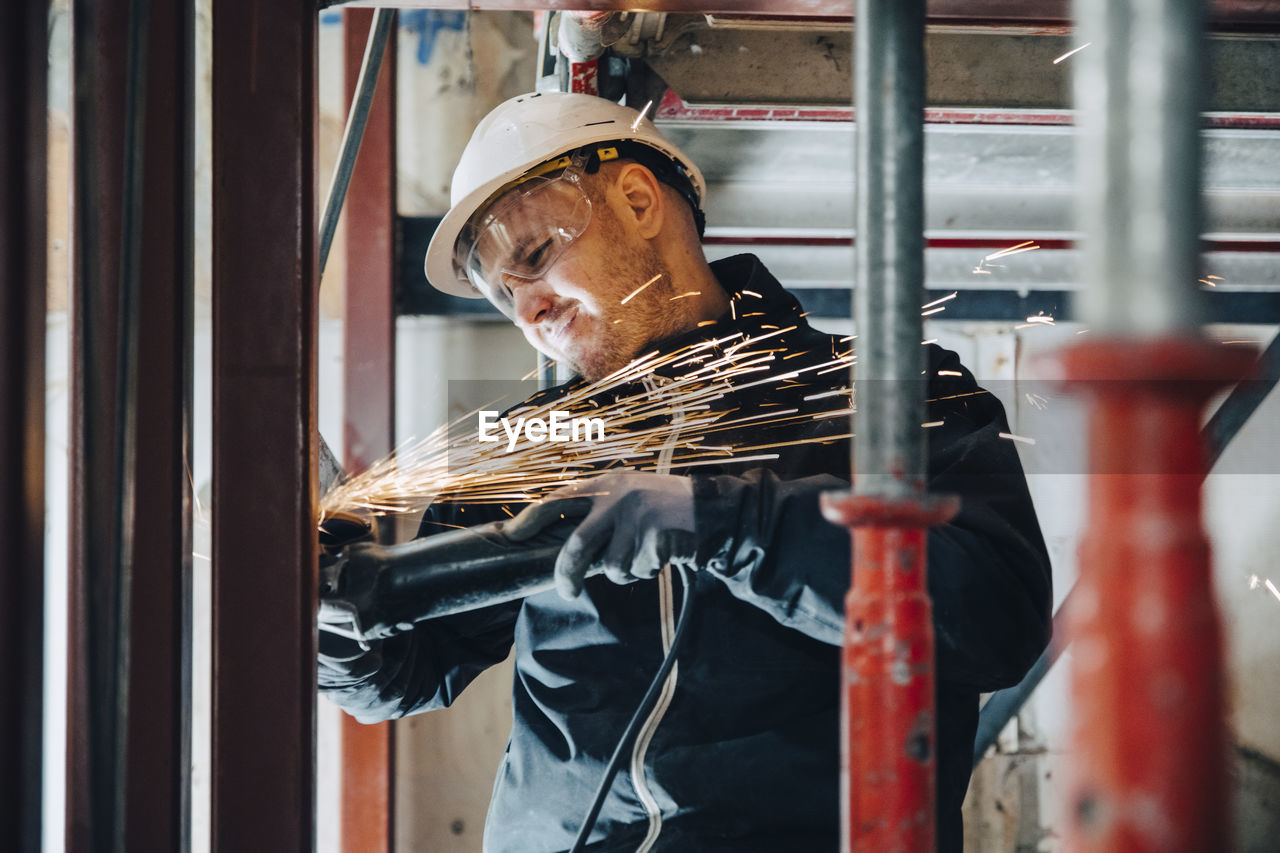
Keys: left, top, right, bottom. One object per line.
{"left": 320, "top": 255, "right": 1052, "bottom": 852}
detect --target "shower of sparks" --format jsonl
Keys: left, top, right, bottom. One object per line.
{"left": 1053, "top": 42, "right": 1092, "bottom": 64}
{"left": 1267, "top": 579, "right": 1280, "bottom": 604}
{"left": 922, "top": 338, "right": 938, "bottom": 346}
{"left": 631, "top": 99, "right": 655, "bottom": 130}
{"left": 620, "top": 273, "right": 662, "bottom": 305}
{"left": 922, "top": 420, "right": 944, "bottom": 428}
{"left": 1222, "top": 340, "right": 1259, "bottom": 345}
{"left": 973, "top": 240, "right": 1041, "bottom": 275}
{"left": 921, "top": 306, "right": 947, "bottom": 317}
{"left": 669, "top": 291, "right": 701, "bottom": 301}
{"left": 999, "top": 431, "right": 1037, "bottom": 445}
{"left": 321, "top": 332, "right": 865, "bottom": 521}
{"left": 938, "top": 370, "right": 963, "bottom": 377}
{"left": 1199, "top": 279, "right": 1217, "bottom": 287}
{"left": 742, "top": 289, "right": 762, "bottom": 299}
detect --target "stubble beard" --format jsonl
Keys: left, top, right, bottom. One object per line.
{"left": 567, "top": 222, "right": 688, "bottom": 383}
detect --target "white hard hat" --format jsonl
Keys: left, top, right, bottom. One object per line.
{"left": 423, "top": 91, "right": 706, "bottom": 299}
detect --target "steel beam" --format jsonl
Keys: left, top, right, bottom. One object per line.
{"left": 68, "top": 1, "right": 194, "bottom": 850}
{"left": 340, "top": 9, "right": 397, "bottom": 853}
{"left": 126, "top": 0, "right": 194, "bottom": 850}
{"left": 327, "top": 1, "right": 1280, "bottom": 28}
{"left": 211, "top": 3, "right": 318, "bottom": 852}
{"left": 0, "top": 2, "right": 47, "bottom": 851}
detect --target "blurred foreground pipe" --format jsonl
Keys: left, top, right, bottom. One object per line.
{"left": 1064, "top": 1, "right": 1252, "bottom": 850}
{"left": 1060, "top": 341, "right": 1250, "bottom": 852}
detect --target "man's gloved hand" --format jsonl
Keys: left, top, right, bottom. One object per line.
{"left": 504, "top": 471, "right": 697, "bottom": 599}
{"left": 317, "top": 510, "right": 381, "bottom": 688}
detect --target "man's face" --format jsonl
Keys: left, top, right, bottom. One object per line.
{"left": 483, "top": 172, "right": 685, "bottom": 381}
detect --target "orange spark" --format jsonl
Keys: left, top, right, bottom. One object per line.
{"left": 620, "top": 273, "right": 662, "bottom": 305}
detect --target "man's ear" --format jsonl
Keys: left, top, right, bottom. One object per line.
{"left": 611, "top": 163, "right": 665, "bottom": 240}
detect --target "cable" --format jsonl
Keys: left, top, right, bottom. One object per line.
{"left": 568, "top": 564, "right": 696, "bottom": 853}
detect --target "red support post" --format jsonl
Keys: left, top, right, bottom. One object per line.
{"left": 340, "top": 9, "right": 397, "bottom": 852}
{"left": 1061, "top": 339, "right": 1252, "bottom": 853}
{"left": 822, "top": 495, "right": 959, "bottom": 852}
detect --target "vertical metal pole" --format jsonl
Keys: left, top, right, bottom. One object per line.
{"left": 820, "top": 1, "right": 957, "bottom": 850}
{"left": 69, "top": 0, "right": 127, "bottom": 848}
{"left": 341, "top": 8, "right": 397, "bottom": 852}
{"left": 211, "top": 3, "right": 318, "bottom": 852}
{"left": 1064, "top": 1, "right": 1247, "bottom": 850}
{"left": 69, "top": 1, "right": 193, "bottom": 850}
{"left": 852, "top": 0, "right": 927, "bottom": 497}
{"left": 1074, "top": 0, "right": 1206, "bottom": 335}
{"left": 0, "top": 2, "right": 47, "bottom": 851}
{"left": 125, "top": 0, "right": 194, "bottom": 849}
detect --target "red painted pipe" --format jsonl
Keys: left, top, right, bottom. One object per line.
{"left": 821, "top": 493, "right": 960, "bottom": 853}
{"left": 1061, "top": 338, "right": 1253, "bottom": 853}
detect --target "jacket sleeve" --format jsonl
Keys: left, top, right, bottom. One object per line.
{"left": 692, "top": 360, "right": 1052, "bottom": 692}
{"left": 318, "top": 503, "right": 522, "bottom": 723}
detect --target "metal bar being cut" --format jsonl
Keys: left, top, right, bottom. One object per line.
{"left": 818, "top": 2, "right": 958, "bottom": 851}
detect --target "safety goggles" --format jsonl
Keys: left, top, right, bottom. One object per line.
{"left": 456, "top": 157, "right": 603, "bottom": 319}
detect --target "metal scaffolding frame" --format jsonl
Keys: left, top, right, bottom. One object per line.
{"left": 7, "top": 1, "right": 1274, "bottom": 851}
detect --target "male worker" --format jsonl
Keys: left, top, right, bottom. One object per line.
{"left": 319, "top": 91, "right": 1051, "bottom": 852}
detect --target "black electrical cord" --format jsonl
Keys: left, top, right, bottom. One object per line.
{"left": 568, "top": 564, "right": 697, "bottom": 853}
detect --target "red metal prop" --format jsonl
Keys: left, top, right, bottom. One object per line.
{"left": 1061, "top": 338, "right": 1254, "bottom": 853}
{"left": 822, "top": 493, "right": 960, "bottom": 852}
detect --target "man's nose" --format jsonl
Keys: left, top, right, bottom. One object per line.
{"left": 511, "top": 277, "right": 553, "bottom": 326}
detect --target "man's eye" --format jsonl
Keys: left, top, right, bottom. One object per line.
{"left": 523, "top": 238, "right": 553, "bottom": 270}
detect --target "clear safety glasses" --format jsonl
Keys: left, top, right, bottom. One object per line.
{"left": 455, "top": 168, "right": 594, "bottom": 319}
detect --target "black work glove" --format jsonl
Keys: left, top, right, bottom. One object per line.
{"left": 316, "top": 511, "right": 382, "bottom": 689}
{"left": 317, "top": 629, "right": 383, "bottom": 689}
{"left": 504, "top": 472, "right": 698, "bottom": 599}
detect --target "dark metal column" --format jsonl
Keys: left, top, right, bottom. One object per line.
{"left": 340, "top": 8, "right": 397, "bottom": 852}
{"left": 211, "top": 3, "right": 318, "bottom": 852}
{"left": 68, "top": 0, "right": 194, "bottom": 849}
{"left": 126, "top": 0, "right": 195, "bottom": 850}
{"left": 0, "top": 2, "right": 47, "bottom": 851}
{"left": 68, "top": 0, "right": 128, "bottom": 848}
{"left": 820, "top": 1, "right": 958, "bottom": 850}
{"left": 1063, "top": 1, "right": 1251, "bottom": 850}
